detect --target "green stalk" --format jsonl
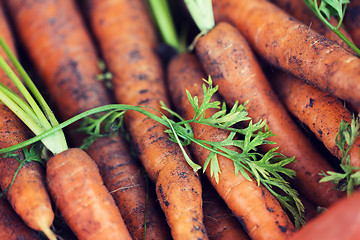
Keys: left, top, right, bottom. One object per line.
{"left": 148, "top": 0, "right": 180, "bottom": 51}
{"left": 0, "top": 38, "right": 67, "bottom": 155}
{"left": 184, "top": 0, "right": 215, "bottom": 34}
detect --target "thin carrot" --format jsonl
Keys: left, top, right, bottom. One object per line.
{"left": 344, "top": 0, "right": 360, "bottom": 48}
{"left": 290, "top": 191, "right": 360, "bottom": 240}
{"left": 0, "top": 3, "right": 54, "bottom": 238}
{"left": 195, "top": 22, "right": 345, "bottom": 207}
{"left": 167, "top": 53, "right": 296, "bottom": 240}
{"left": 0, "top": 196, "right": 42, "bottom": 240}
{"left": 271, "top": 71, "right": 360, "bottom": 168}
{"left": 202, "top": 177, "right": 250, "bottom": 240}
{"left": 212, "top": 0, "right": 360, "bottom": 109}
{"left": 86, "top": 0, "right": 208, "bottom": 238}
{"left": 5, "top": 0, "right": 170, "bottom": 238}
{"left": 269, "top": 0, "right": 354, "bottom": 52}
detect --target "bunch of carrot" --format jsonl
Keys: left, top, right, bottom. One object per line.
{"left": 0, "top": 0, "right": 359, "bottom": 239}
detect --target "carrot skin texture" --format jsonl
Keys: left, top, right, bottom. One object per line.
{"left": 344, "top": 0, "right": 360, "bottom": 48}
{"left": 195, "top": 22, "right": 345, "bottom": 207}
{"left": 212, "top": 0, "right": 360, "bottom": 108}
{"left": 290, "top": 191, "right": 360, "bottom": 240}
{"left": 0, "top": 3, "right": 54, "bottom": 235}
{"left": 167, "top": 53, "right": 295, "bottom": 240}
{"left": 87, "top": 0, "right": 208, "bottom": 239}
{"left": 46, "top": 148, "right": 132, "bottom": 240}
{"left": 271, "top": 72, "right": 360, "bottom": 167}
{"left": 269, "top": 0, "right": 354, "bottom": 52}
{"left": 0, "top": 197, "right": 42, "bottom": 240}
{"left": 202, "top": 179, "right": 250, "bottom": 240}
{"left": 6, "top": 0, "right": 170, "bottom": 238}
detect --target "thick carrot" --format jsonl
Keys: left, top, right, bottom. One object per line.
{"left": 290, "top": 191, "right": 360, "bottom": 240}
{"left": 167, "top": 53, "right": 295, "bottom": 240}
{"left": 5, "top": 0, "right": 170, "bottom": 238}
{"left": 269, "top": 0, "right": 354, "bottom": 52}
{"left": 0, "top": 196, "right": 42, "bottom": 240}
{"left": 202, "top": 178, "right": 250, "bottom": 240}
{"left": 344, "top": 0, "right": 360, "bottom": 48}
{"left": 0, "top": 3, "right": 54, "bottom": 238}
{"left": 271, "top": 72, "right": 360, "bottom": 167}
{"left": 212, "top": 0, "right": 360, "bottom": 109}
{"left": 195, "top": 22, "right": 345, "bottom": 207}
{"left": 86, "top": 0, "right": 208, "bottom": 239}
{"left": 46, "top": 148, "right": 132, "bottom": 240}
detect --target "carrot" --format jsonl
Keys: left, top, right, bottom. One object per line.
{"left": 269, "top": 0, "right": 354, "bottom": 52}
{"left": 195, "top": 22, "right": 345, "bottom": 207}
{"left": 212, "top": 0, "right": 360, "bottom": 109}
{"left": 298, "top": 195, "right": 319, "bottom": 223}
{"left": 202, "top": 177, "right": 250, "bottom": 240}
{"left": 5, "top": 0, "right": 170, "bottom": 238}
{"left": 289, "top": 191, "right": 360, "bottom": 240}
{"left": 167, "top": 52, "right": 296, "bottom": 240}
{"left": 0, "top": 196, "right": 42, "bottom": 240}
{"left": 271, "top": 71, "right": 360, "bottom": 168}
{"left": 46, "top": 148, "right": 132, "bottom": 240}
{"left": 0, "top": 3, "right": 55, "bottom": 238}
{"left": 86, "top": 0, "right": 208, "bottom": 239}
{"left": 344, "top": 0, "right": 360, "bottom": 48}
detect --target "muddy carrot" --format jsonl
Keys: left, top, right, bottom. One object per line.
{"left": 0, "top": 196, "right": 42, "bottom": 240}
{"left": 0, "top": 3, "right": 54, "bottom": 238}
{"left": 167, "top": 53, "right": 296, "bottom": 240}
{"left": 269, "top": 0, "right": 354, "bottom": 51}
{"left": 212, "top": 0, "right": 360, "bottom": 109}
{"left": 86, "top": 0, "right": 207, "bottom": 239}
{"left": 271, "top": 71, "right": 360, "bottom": 168}
{"left": 5, "top": 0, "right": 170, "bottom": 238}
{"left": 195, "top": 22, "right": 345, "bottom": 207}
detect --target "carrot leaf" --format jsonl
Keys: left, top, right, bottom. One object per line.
{"left": 320, "top": 114, "right": 360, "bottom": 195}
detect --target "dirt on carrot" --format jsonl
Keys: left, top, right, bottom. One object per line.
{"left": 271, "top": 71, "right": 360, "bottom": 168}
{"left": 5, "top": 0, "right": 170, "bottom": 239}
{"left": 167, "top": 52, "right": 296, "bottom": 240}
{"left": 212, "top": 0, "right": 360, "bottom": 109}
{"left": 86, "top": 0, "right": 207, "bottom": 239}
{"left": 195, "top": 21, "right": 345, "bottom": 208}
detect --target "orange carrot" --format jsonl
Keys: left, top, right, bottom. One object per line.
{"left": 0, "top": 196, "right": 42, "bottom": 240}
{"left": 86, "top": 0, "right": 208, "bottom": 238}
{"left": 167, "top": 52, "right": 296, "bottom": 240}
{"left": 0, "top": 3, "right": 54, "bottom": 238}
{"left": 46, "top": 148, "right": 132, "bottom": 240}
{"left": 344, "top": 0, "right": 360, "bottom": 48}
{"left": 269, "top": 0, "right": 354, "bottom": 52}
{"left": 5, "top": 0, "right": 170, "bottom": 238}
{"left": 290, "top": 191, "right": 360, "bottom": 240}
{"left": 202, "top": 178, "right": 250, "bottom": 240}
{"left": 212, "top": 0, "right": 360, "bottom": 109}
{"left": 195, "top": 22, "right": 345, "bottom": 207}
{"left": 271, "top": 72, "right": 360, "bottom": 167}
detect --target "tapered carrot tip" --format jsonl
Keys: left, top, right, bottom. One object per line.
{"left": 41, "top": 227, "right": 57, "bottom": 240}
{"left": 46, "top": 148, "right": 132, "bottom": 240}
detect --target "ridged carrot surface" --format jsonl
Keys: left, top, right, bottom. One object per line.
{"left": 271, "top": 72, "right": 360, "bottom": 167}
{"left": 87, "top": 0, "right": 207, "bottom": 239}
{"left": 167, "top": 53, "right": 295, "bottom": 240}
{"left": 5, "top": 0, "right": 170, "bottom": 238}
{"left": 195, "top": 22, "right": 345, "bottom": 207}
{"left": 0, "top": 2, "right": 54, "bottom": 238}
{"left": 212, "top": 0, "right": 360, "bottom": 109}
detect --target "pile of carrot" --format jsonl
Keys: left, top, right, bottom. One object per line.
{"left": 0, "top": 0, "right": 359, "bottom": 239}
